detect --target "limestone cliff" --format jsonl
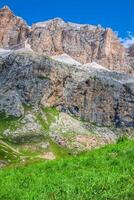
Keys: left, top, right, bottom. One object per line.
{"left": 0, "top": 6, "right": 134, "bottom": 73}
{"left": 28, "top": 19, "right": 128, "bottom": 72}
{"left": 0, "top": 6, "right": 29, "bottom": 49}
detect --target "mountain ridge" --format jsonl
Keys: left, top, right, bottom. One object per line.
{"left": 0, "top": 6, "right": 134, "bottom": 73}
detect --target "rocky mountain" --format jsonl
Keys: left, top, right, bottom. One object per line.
{"left": 0, "top": 5, "right": 134, "bottom": 134}
{"left": 29, "top": 19, "right": 130, "bottom": 73}
{"left": 0, "top": 6, "right": 134, "bottom": 73}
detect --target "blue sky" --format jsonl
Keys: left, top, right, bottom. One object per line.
{"left": 0, "top": 0, "right": 134, "bottom": 42}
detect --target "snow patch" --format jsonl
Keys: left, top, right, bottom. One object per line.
{"left": 24, "top": 40, "right": 33, "bottom": 51}
{"left": 0, "top": 48, "right": 11, "bottom": 57}
{"left": 67, "top": 22, "right": 96, "bottom": 30}
{"left": 51, "top": 54, "right": 109, "bottom": 72}
{"left": 51, "top": 54, "right": 82, "bottom": 66}
{"left": 33, "top": 18, "right": 97, "bottom": 31}
{"left": 83, "top": 62, "right": 110, "bottom": 71}
{"left": 0, "top": 40, "right": 33, "bottom": 57}
{"left": 34, "top": 18, "right": 65, "bottom": 28}
{"left": 67, "top": 22, "right": 85, "bottom": 30}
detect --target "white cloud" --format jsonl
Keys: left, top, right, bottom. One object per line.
{"left": 120, "top": 32, "right": 134, "bottom": 48}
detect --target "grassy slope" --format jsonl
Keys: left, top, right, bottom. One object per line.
{"left": 36, "top": 107, "right": 59, "bottom": 131}
{"left": 0, "top": 139, "right": 134, "bottom": 200}
{"left": 0, "top": 139, "right": 21, "bottom": 162}
{"left": 0, "top": 113, "right": 20, "bottom": 134}
{"left": 0, "top": 107, "right": 72, "bottom": 165}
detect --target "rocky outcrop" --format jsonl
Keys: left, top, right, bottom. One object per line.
{"left": 3, "top": 113, "right": 44, "bottom": 143}
{"left": 0, "top": 50, "right": 52, "bottom": 107}
{"left": 0, "top": 6, "right": 29, "bottom": 49}
{"left": 0, "top": 90, "right": 24, "bottom": 117}
{"left": 49, "top": 112, "right": 118, "bottom": 151}
{"left": 0, "top": 50, "right": 134, "bottom": 127}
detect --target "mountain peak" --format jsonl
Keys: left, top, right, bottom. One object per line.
{"left": 33, "top": 17, "right": 65, "bottom": 28}
{"left": 0, "top": 6, "right": 29, "bottom": 49}
{"left": 1, "top": 5, "right": 12, "bottom": 13}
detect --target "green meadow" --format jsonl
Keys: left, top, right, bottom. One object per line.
{"left": 0, "top": 138, "right": 133, "bottom": 200}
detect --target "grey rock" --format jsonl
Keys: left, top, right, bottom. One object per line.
{"left": 0, "top": 90, "right": 24, "bottom": 117}
{"left": 0, "top": 46, "right": 134, "bottom": 127}
{"left": 3, "top": 113, "right": 44, "bottom": 143}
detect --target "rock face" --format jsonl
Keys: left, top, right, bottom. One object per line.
{"left": 0, "top": 90, "right": 24, "bottom": 117}
{"left": 129, "top": 44, "right": 134, "bottom": 57}
{"left": 28, "top": 18, "right": 128, "bottom": 72}
{"left": 0, "top": 50, "right": 134, "bottom": 127}
{"left": 41, "top": 59, "right": 134, "bottom": 127}
{"left": 0, "top": 6, "right": 29, "bottom": 49}
{"left": 0, "top": 50, "right": 52, "bottom": 107}
{"left": 0, "top": 6, "right": 133, "bottom": 73}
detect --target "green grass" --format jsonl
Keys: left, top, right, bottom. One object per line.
{"left": 15, "top": 138, "right": 72, "bottom": 160}
{"left": 0, "top": 113, "right": 21, "bottom": 134}
{"left": 0, "top": 107, "right": 71, "bottom": 163}
{"left": 23, "top": 104, "right": 33, "bottom": 112}
{"left": 47, "top": 139, "right": 72, "bottom": 159}
{"left": 36, "top": 107, "right": 59, "bottom": 131}
{"left": 0, "top": 139, "right": 134, "bottom": 200}
{"left": 0, "top": 139, "right": 21, "bottom": 162}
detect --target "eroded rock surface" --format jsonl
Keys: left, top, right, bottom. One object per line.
{"left": 0, "top": 90, "right": 24, "bottom": 117}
